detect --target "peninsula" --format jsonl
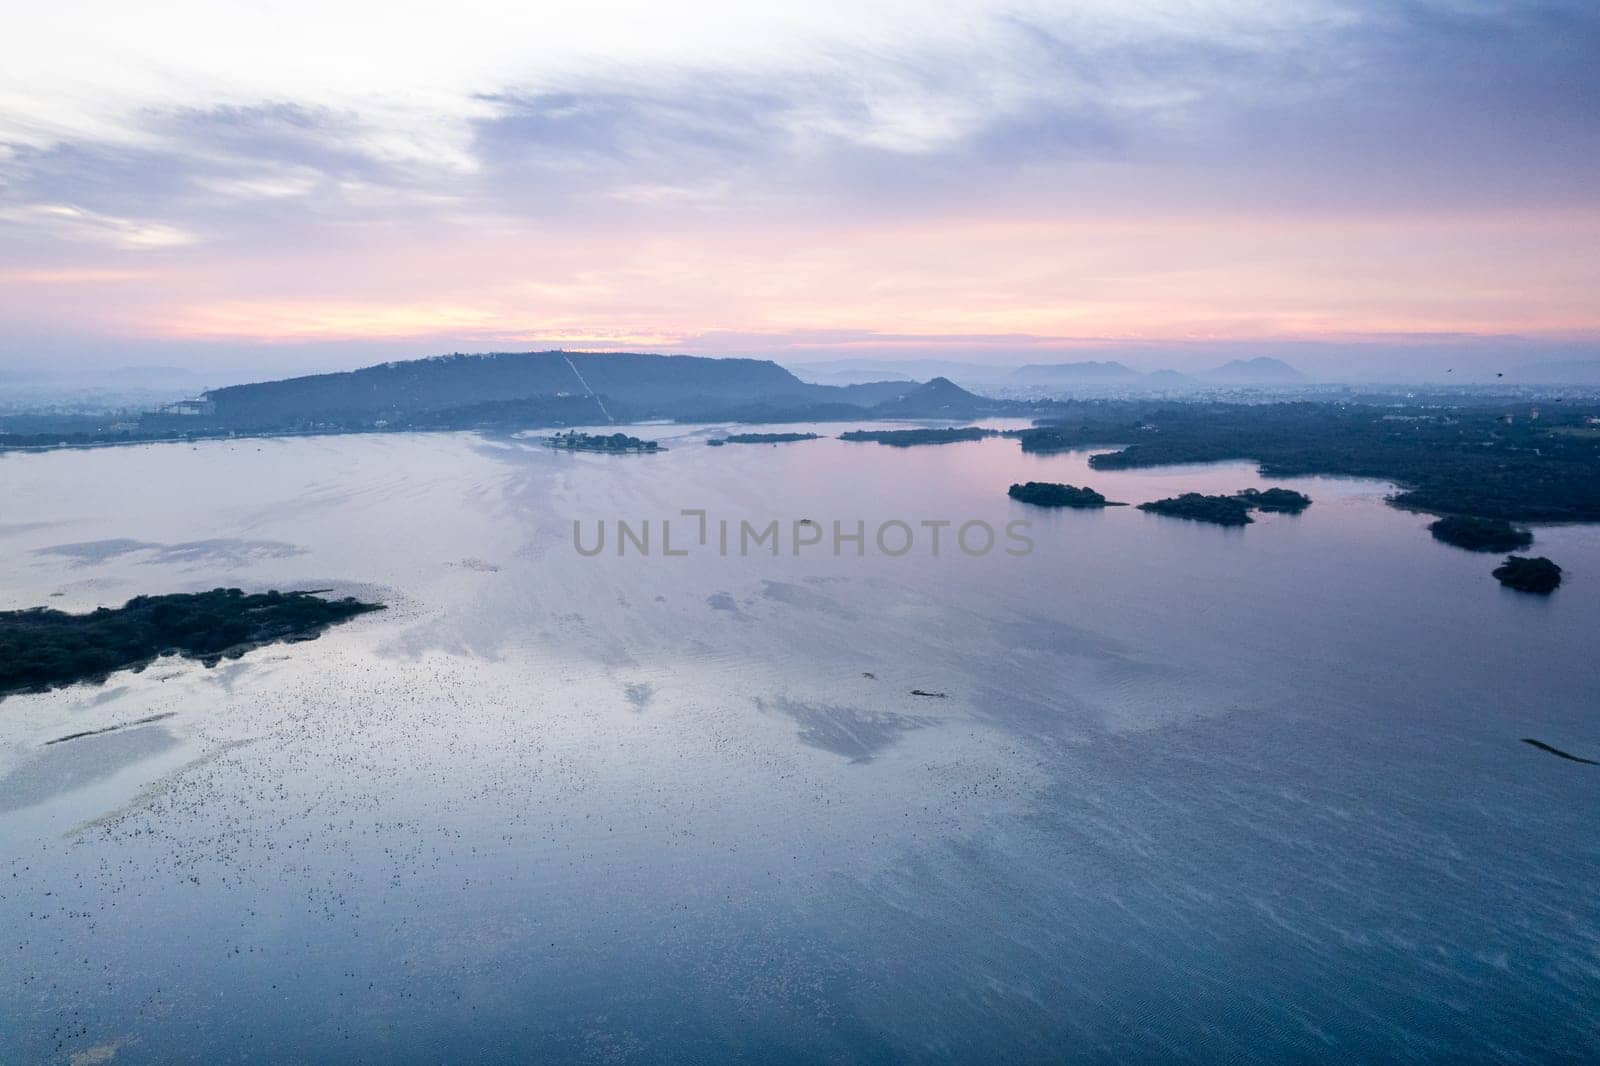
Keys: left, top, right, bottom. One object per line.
{"left": 1013, "top": 400, "right": 1600, "bottom": 523}
{"left": 1, "top": 589, "right": 384, "bottom": 699}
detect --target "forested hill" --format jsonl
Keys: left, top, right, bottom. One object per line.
{"left": 203, "top": 351, "right": 814, "bottom": 427}
{"left": 3, "top": 351, "right": 1042, "bottom": 447}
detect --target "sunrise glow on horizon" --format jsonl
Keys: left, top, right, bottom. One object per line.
{"left": 3, "top": 1, "right": 1597, "bottom": 376}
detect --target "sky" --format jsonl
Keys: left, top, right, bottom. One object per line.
{"left": 1, "top": 0, "right": 1597, "bottom": 380}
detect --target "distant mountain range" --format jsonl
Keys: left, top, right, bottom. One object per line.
{"left": 1010, "top": 360, "right": 1147, "bottom": 384}
{"left": 1203, "top": 357, "right": 1308, "bottom": 384}
{"left": 790, "top": 355, "right": 1309, "bottom": 389}
{"left": 1010, "top": 356, "right": 1305, "bottom": 387}
{"left": 788, "top": 360, "right": 968, "bottom": 386}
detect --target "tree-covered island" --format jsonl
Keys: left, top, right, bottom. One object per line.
{"left": 1428, "top": 515, "right": 1534, "bottom": 552}
{"left": 1007, "top": 482, "right": 1124, "bottom": 508}
{"left": 1134, "top": 487, "right": 1312, "bottom": 526}
{"left": 1491, "top": 556, "right": 1562, "bottom": 594}
{"left": 706, "top": 432, "right": 820, "bottom": 446}
{"left": 1, "top": 588, "right": 385, "bottom": 699}
{"left": 545, "top": 430, "right": 662, "bottom": 452}
{"left": 1137, "top": 493, "right": 1256, "bottom": 526}
{"left": 839, "top": 427, "right": 999, "bottom": 446}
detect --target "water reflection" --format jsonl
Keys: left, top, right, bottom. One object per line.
{"left": 1, "top": 425, "right": 1597, "bottom": 1062}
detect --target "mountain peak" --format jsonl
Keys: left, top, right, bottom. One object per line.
{"left": 1010, "top": 361, "right": 1141, "bottom": 383}
{"left": 872, "top": 376, "right": 986, "bottom": 416}
{"left": 1204, "top": 357, "right": 1305, "bottom": 383}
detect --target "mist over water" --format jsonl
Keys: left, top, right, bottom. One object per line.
{"left": 2, "top": 424, "right": 1598, "bottom": 1062}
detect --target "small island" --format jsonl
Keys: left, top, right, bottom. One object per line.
{"left": 1138, "top": 493, "right": 1255, "bottom": 526}
{"left": 1234, "top": 487, "right": 1311, "bottom": 513}
{"left": 1491, "top": 555, "right": 1562, "bottom": 594}
{"left": 545, "top": 430, "right": 661, "bottom": 453}
{"left": 1, "top": 588, "right": 385, "bottom": 699}
{"left": 1007, "top": 482, "right": 1123, "bottom": 508}
{"left": 839, "top": 427, "right": 999, "bottom": 447}
{"left": 1429, "top": 515, "right": 1534, "bottom": 552}
{"left": 1137, "top": 487, "right": 1314, "bottom": 526}
{"left": 707, "top": 432, "right": 820, "bottom": 446}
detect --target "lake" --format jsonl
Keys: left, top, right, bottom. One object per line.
{"left": 2, "top": 423, "right": 1598, "bottom": 1062}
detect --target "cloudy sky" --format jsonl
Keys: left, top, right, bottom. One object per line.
{"left": 1, "top": 0, "right": 1596, "bottom": 376}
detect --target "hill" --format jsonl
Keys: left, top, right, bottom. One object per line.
{"left": 122, "top": 352, "right": 1042, "bottom": 439}
{"left": 868, "top": 377, "right": 989, "bottom": 418}
{"left": 201, "top": 351, "right": 814, "bottom": 429}
{"left": 1202, "top": 357, "right": 1306, "bottom": 384}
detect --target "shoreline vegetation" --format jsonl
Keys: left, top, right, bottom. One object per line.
{"left": 1492, "top": 556, "right": 1562, "bottom": 594}
{"left": 0, "top": 589, "right": 384, "bottom": 699}
{"left": 1428, "top": 515, "right": 1534, "bottom": 552}
{"left": 1014, "top": 401, "right": 1600, "bottom": 522}
{"left": 707, "top": 432, "right": 820, "bottom": 446}
{"left": 544, "top": 430, "right": 661, "bottom": 453}
{"left": 839, "top": 427, "right": 999, "bottom": 446}
{"left": 1008, "top": 482, "right": 1124, "bottom": 508}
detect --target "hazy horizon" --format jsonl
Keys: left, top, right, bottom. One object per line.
{"left": 6, "top": 337, "right": 1600, "bottom": 390}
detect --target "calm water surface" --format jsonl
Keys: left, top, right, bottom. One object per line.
{"left": 2, "top": 424, "right": 1597, "bottom": 1062}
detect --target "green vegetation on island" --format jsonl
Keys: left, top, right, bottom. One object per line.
{"left": 707, "top": 432, "right": 820, "bottom": 446}
{"left": 1, "top": 589, "right": 385, "bottom": 699}
{"left": 1233, "top": 487, "right": 1311, "bottom": 513}
{"left": 1007, "top": 482, "right": 1123, "bottom": 508}
{"left": 545, "top": 430, "right": 661, "bottom": 452}
{"left": 1491, "top": 556, "right": 1562, "bottom": 594}
{"left": 1428, "top": 515, "right": 1534, "bottom": 552}
{"left": 1137, "top": 493, "right": 1255, "bottom": 526}
{"left": 1012, "top": 401, "right": 1600, "bottom": 522}
{"left": 1135, "top": 487, "right": 1312, "bottom": 525}
{"left": 839, "top": 426, "right": 1000, "bottom": 446}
